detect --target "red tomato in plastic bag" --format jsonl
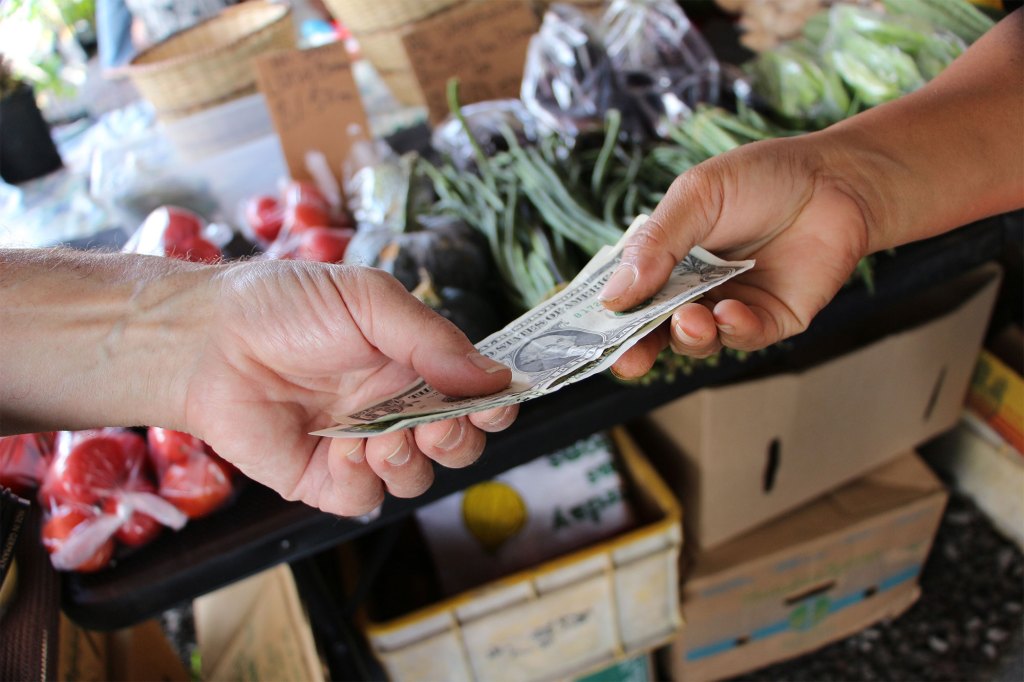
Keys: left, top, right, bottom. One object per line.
{"left": 295, "top": 227, "right": 354, "bottom": 263}
{"left": 159, "top": 206, "right": 204, "bottom": 245}
{"left": 40, "top": 435, "right": 129, "bottom": 507}
{"left": 103, "top": 480, "right": 162, "bottom": 548}
{"left": 284, "top": 180, "right": 329, "bottom": 211}
{"left": 0, "top": 433, "right": 55, "bottom": 495}
{"left": 287, "top": 203, "right": 331, "bottom": 233}
{"left": 110, "top": 430, "right": 148, "bottom": 471}
{"left": 147, "top": 428, "right": 204, "bottom": 472}
{"left": 165, "top": 236, "right": 221, "bottom": 263}
{"left": 245, "top": 195, "right": 284, "bottom": 243}
{"left": 159, "top": 456, "right": 234, "bottom": 519}
{"left": 283, "top": 181, "right": 331, "bottom": 233}
{"left": 42, "top": 506, "right": 116, "bottom": 573}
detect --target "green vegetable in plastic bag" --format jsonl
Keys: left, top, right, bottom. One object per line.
{"left": 746, "top": 41, "right": 849, "bottom": 128}
{"left": 882, "top": 0, "right": 995, "bottom": 44}
{"left": 826, "top": 32, "right": 924, "bottom": 107}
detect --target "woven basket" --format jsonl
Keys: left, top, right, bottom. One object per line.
{"left": 323, "top": 0, "right": 461, "bottom": 33}
{"left": 127, "top": 2, "right": 295, "bottom": 120}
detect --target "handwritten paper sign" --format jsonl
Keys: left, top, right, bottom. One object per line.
{"left": 253, "top": 42, "right": 369, "bottom": 184}
{"left": 402, "top": 0, "right": 539, "bottom": 124}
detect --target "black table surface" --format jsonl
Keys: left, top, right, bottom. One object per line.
{"left": 61, "top": 213, "right": 1020, "bottom": 630}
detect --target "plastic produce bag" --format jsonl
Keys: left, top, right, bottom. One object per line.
{"left": 147, "top": 428, "right": 238, "bottom": 521}
{"left": 601, "top": 0, "right": 721, "bottom": 136}
{"left": 431, "top": 99, "right": 540, "bottom": 171}
{"left": 0, "top": 433, "right": 56, "bottom": 496}
{"left": 121, "top": 205, "right": 230, "bottom": 263}
{"left": 520, "top": 3, "right": 624, "bottom": 139}
{"left": 746, "top": 40, "right": 850, "bottom": 128}
{"left": 826, "top": 5, "right": 964, "bottom": 83}
{"left": 259, "top": 180, "right": 356, "bottom": 263}
{"left": 824, "top": 28, "right": 925, "bottom": 107}
{"left": 39, "top": 429, "right": 187, "bottom": 572}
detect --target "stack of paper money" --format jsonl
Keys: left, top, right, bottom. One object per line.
{"left": 313, "top": 216, "right": 754, "bottom": 437}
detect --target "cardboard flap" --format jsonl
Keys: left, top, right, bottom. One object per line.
{"left": 196, "top": 566, "right": 323, "bottom": 681}
{"left": 687, "top": 453, "right": 944, "bottom": 584}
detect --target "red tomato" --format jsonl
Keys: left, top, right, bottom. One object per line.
{"left": 144, "top": 206, "right": 203, "bottom": 248}
{"left": 294, "top": 227, "right": 354, "bottom": 263}
{"left": 165, "top": 236, "right": 221, "bottom": 263}
{"left": 109, "top": 430, "right": 148, "bottom": 473}
{"left": 286, "top": 203, "right": 331, "bottom": 233}
{"left": 41, "top": 435, "right": 128, "bottom": 507}
{"left": 284, "top": 180, "right": 329, "bottom": 211}
{"left": 103, "top": 482, "right": 162, "bottom": 548}
{"left": 42, "top": 506, "right": 116, "bottom": 573}
{"left": 147, "top": 428, "right": 205, "bottom": 474}
{"left": 0, "top": 433, "right": 55, "bottom": 495}
{"left": 160, "top": 457, "right": 234, "bottom": 519}
{"left": 245, "top": 195, "right": 284, "bottom": 243}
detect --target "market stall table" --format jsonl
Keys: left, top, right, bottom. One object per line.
{"left": 59, "top": 213, "right": 1017, "bottom": 630}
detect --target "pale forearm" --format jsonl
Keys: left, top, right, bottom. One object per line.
{"left": 820, "top": 9, "right": 1024, "bottom": 253}
{"left": 0, "top": 249, "right": 216, "bottom": 435}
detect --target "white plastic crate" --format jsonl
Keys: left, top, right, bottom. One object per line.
{"left": 363, "top": 428, "right": 683, "bottom": 682}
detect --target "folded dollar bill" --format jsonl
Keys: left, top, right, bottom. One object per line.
{"left": 312, "top": 215, "right": 754, "bottom": 437}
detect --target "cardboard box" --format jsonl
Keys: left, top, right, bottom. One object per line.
{"left": 194, "top": 564, "right": 324, "bottom": 682}
{"left": 644, "top": 263, "right": 1000, "bottom": 548}
{"left": 361, "top": 428, "right": 683, "bottom": 682}
{"left": 575, "top": 653, "right": 653, "bottom": 682}
{"left": 665, "top": 452, "right": 948, "bottom": 682}
{"left": 58, "top": 615, "right": 189, "bottom": 682}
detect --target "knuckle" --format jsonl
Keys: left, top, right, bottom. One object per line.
{"left": 333, "top": 488, "right": 384, "bottom": 518}
{"left": 626, "top": 217, "right": 674, "bottom": 257}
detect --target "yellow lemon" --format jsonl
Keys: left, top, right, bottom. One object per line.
{"left": 461, "top": 481, "right": 527, "bottom": 554}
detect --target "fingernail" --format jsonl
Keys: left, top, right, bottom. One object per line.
{"left": 717, "top": 323, "right": 735, "bottom": 335}
{"left": 673, "top": 321, "right": 702, "bottom": 346}
{"left": 599, "top": 263, "right": 638, "bottom": 303}
{"left": 468, "top": 352, "right": 508, "bottom": 374}
{"left": 386, "top": 440, "right": 411, "bottom": 466}
{"left": 435, "top": 419, "right": 465, "bottom": 451}
{"left": 485, "top": 406, "right": 513, "bottom": 427}
{"left": 344, "top": 442, "right": 365, "bottom": 464}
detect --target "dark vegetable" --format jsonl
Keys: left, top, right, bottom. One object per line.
{"left": 377, "top": 217, "right": 493, "bottom": 292}
{"left": 411, "top": 270, "right": 503, "bottom": 343}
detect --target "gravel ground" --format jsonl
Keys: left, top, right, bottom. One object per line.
{"left": 732, "top": 491, "right": 1024, "bottom": 682}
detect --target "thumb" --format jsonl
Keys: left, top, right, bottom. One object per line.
{"left": 600, "top": 161, "right": 723, "bottom": 311}
{"left": 351, "top": 270, "right": 511, "bottom": 397}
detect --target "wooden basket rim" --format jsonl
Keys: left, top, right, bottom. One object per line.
{"left": 127, "top": 2, "right": 292, "bottom": 75}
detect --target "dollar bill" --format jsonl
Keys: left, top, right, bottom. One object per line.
{"left": 312, "top": 215, "right": 754, "bottom": 437}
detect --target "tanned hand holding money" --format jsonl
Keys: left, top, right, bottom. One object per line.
{"left": 314, "top": 216, "right": 755, "bottom": 437}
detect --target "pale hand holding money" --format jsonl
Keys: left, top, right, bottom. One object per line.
{"left": 313, "top": 216, "right": 755, "bottom": 437}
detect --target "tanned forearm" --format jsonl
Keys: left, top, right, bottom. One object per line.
{"left": 820, "top": 9, "right": 1024, "bottom": 253}
{"left": 0, "top": 249, "right": 216, "bottom": 435}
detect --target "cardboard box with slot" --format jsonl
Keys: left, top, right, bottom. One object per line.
{"left": 640, "top": 263, "right": 1001, "bottom": 549}
{"left": 663, "top": 452, "right": 948, "bottom": 682}
{"left": 348, "top": 428, "right": 683, "bottom": 682}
